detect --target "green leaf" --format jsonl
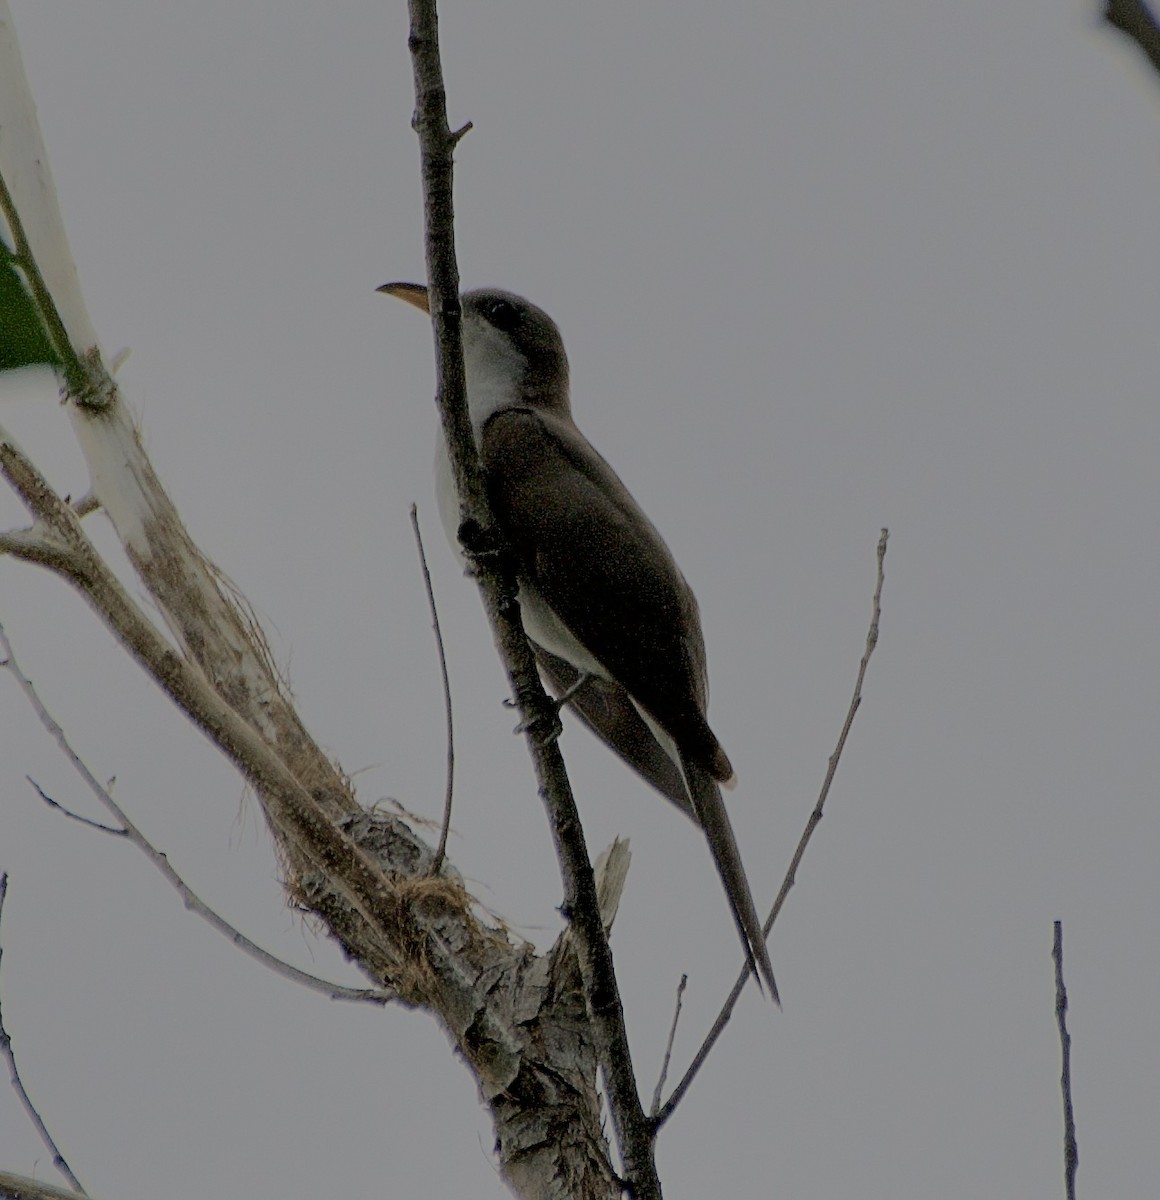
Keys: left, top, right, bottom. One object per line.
{"left": 0, "top": 251, "right": 61, "bottom": 372}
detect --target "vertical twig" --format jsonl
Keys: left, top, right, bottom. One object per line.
{"left": 1053, "top": 921, "right": 1079, "bottom": 1200}
{"left": 409, "top": 503, "right": 455, "bottom": 872}
{"left": 402, "top": 4, "right": 659, "bottom": 1194}
{"left": 650, "top": 975, "right": 687, "bottom": 1118}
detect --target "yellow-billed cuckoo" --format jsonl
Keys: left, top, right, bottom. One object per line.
{"left": 379, "top": 282, "right": 777, "bottom": 1000}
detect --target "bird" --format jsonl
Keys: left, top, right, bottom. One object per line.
{"left": 379, "top": 282, "right": 778, "bottom": 1001}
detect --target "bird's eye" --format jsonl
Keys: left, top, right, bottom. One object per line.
{"left": 484, "top": 297, "right": 519, "bottom": 330}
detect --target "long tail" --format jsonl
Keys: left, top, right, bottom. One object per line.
{"left": 686, "top": 763, "right": 779, "bottom": 1004}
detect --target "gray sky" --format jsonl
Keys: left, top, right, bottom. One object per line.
{"left": 2, "top": 2, "right": 1158, "bottom": 1196}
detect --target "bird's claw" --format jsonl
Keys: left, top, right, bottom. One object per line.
{"left": 508, "top": 670, "right": 593, "bottom": 742}
{"left": 512, "top": 695, "right": 564, "bottom": 745}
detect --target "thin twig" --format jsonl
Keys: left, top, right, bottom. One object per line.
{"left": 0, "top": 874, "right": 89, "bottom": 1194}
{"left": 410, "top": 503, "right": 455, "bottom": 873}
{"left": 0, "top": 622, "right": 394, "bottom": 1007}
{"left": 654, "top": 528, "right": 889, "bottom": 1128}
{"left": 1053, "top": 921, "right": 1079, "bottom": 1200}
{"left": 27, "top": 777, "right": 126, "bottom": 835}
{"left": 650, "top": 975, "right": 687, "bottom": 1118}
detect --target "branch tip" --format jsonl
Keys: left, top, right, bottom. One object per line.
{"left": 655, "top": 527, "right": 889, "bottom": 1126}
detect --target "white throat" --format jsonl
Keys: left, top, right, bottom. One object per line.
{"left": 434, "top": 314, "right": 527, "bottom": 556}
{"left": 460, "top": 316, "right": 528, "bottom": 438}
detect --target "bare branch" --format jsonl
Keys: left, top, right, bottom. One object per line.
{"left": 409, "top": 503, "right": 455, "bottom": 873}
{"left": 650, "top": 975, "right": 687, "bottom": 1118}
{"left": 0, "top": 622, "right": 394, "bottom": 1006}
{"left": 0, "top": 875, "right": 88, "bottom": 1194}
{"left": 1, "top": 603, "right": 627, "bottom": 1196}
{"left": 26, "top": 777, "right": 126, "bottom": 835}
{"left": 655, "top": 528, "right": 889, "bottom": 1127}
{"left": 0, "top": 435, "right": 398, "bottom": 927}
{"left": 404, "top": 3, "right": 656, "bottom": 1194}
{"left": 1053, "top": 922, "right": 1079, "bottom": 1200}
{"left": 0, "top": 521, "right": 73, "bottom": 567}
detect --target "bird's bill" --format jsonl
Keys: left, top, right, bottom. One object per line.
{"left": 376, "top": 281, "right": 430, "bottom": 313}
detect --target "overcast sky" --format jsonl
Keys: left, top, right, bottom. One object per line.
{"left": 2, "top": 2, "right": 1159, "bottom": 1196}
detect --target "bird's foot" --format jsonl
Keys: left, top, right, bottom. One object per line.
{"left": 506, "top": 670, "right": 593, "bottom": 741}
{"left": 510, "top": 691, "right": 564, "bottom": 746}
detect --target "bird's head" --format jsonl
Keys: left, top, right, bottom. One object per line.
{"left": 378, "top": 283, "right": 571, "bottom": 427}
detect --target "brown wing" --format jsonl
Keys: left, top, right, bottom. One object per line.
{"left": 532, "top": 642, "right": 697, "bottom": 820}
{"left": 481, "top": 405, "right": 731, "bottom": 781}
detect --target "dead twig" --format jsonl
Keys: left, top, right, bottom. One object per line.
{"left": 404, "top": 2, "right": 655, "bottom": 1194}
{"left": 0, "top": 622, "right": 394, "bottom": 1007}
{"left": 654, "top": 528, "right": 889, "bottom": 1128}
{"left": 649, "top": 975, "right": 687, "bottom": 1118}
{"left": 410, "top": 503, "right": 455, "bottom": 873}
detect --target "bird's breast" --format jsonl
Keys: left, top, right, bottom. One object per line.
{"left": 434, "top": 430, "right": 609, "bottom": 680}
